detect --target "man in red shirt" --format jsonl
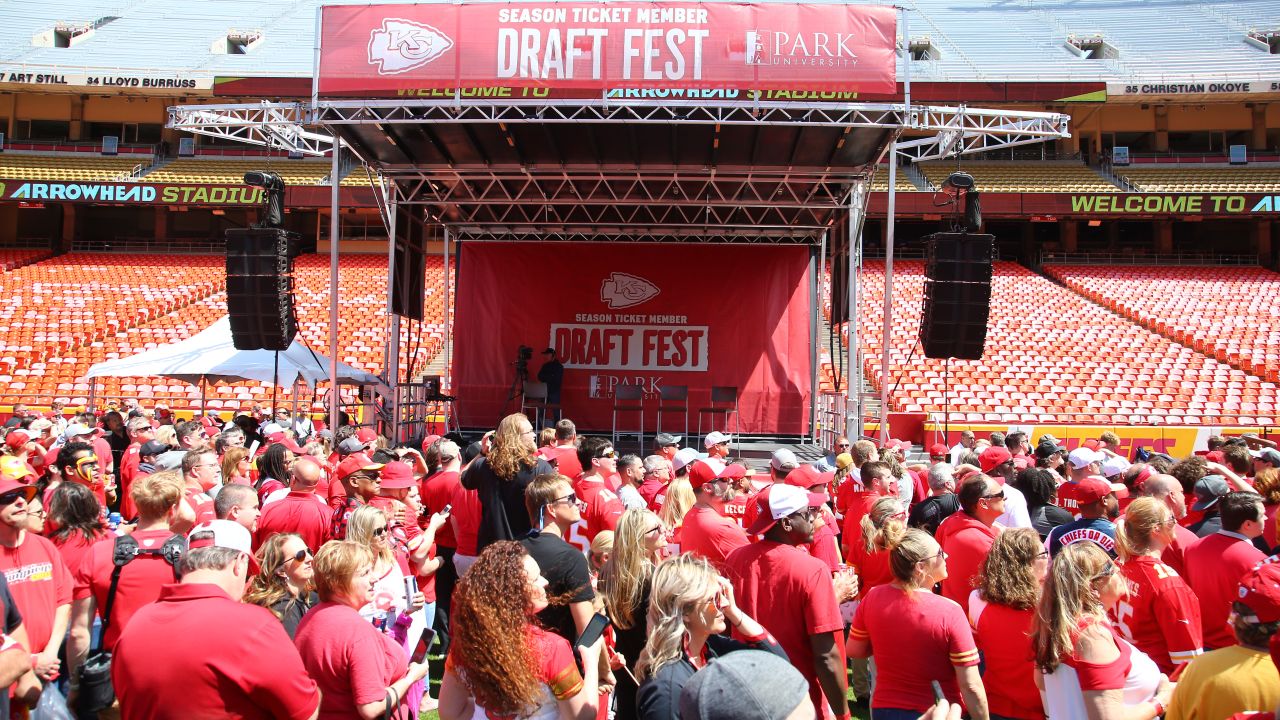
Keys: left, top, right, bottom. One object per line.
{"left": 255, "top": 456, "right": 331, "bottom": 552}
{"left": 1139, "top": 473, "right": 1199, "bottom": 577}
{"left": 331, "top": 452, "right": 385, "bottom": 540}
{"left": 725, "top": 484, "right": 849, "bottom": 719}
{"left": 119, "top": 416, "right": 156, "bottom": 520}
{"left": 544, "top": 419, "right": 582, "bottom": 479}
{"left": 0, "top": 476, "right": 72, "bottom": 683}
{"left": 67, "top": 472, "right": 189, "bottom": 694}
{"left": 215, "top": 483, "right": 260, "bottom": 536}
{"left": 1184, "top": 491, "right": 1268, "bottom": 650}
{"left": 680, "top": 459, "right": 748, "bottom": 571}
{"left": 112, "top": 520, "right": 321, "bottom": 719}
{"left": 638, "top": 454, "right": 671, "bottom": 512}
{"left": 571, "top": 437, "right": 625, "bottom": 545}
{"left": 1059, "top": 447, "right": 1106, "bottom": 516}
{"left": 935, "top": 473, "right": 1003, "bottom": 606}
{"left": 181, "top": 449, "right": 220, "bottom": 527}
{"left": 841, "top": 461, "right": 892, "bottom": 559}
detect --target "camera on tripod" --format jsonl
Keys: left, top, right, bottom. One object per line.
{"left": 515, "top": 345, "right": 533, "bottom": 370}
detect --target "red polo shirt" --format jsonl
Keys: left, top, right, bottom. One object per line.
{"left": 724, "top": 540, "right": 845, "bottom": 714}
{"left": 934, "top": 511, "right": 998, "bottom": 606}
{"left": 113, "top": 583, "right": 320, "bottom": 720}
{"left": 1184, "top": 530, "right": 1266, "bottom": 650}
{"left": 1161, "top": 523, "right": 1200, "bottom": 579}
{"left": 255, "top": 491, "right": 332, "bottom": 553}
{"left": 73, "top": 529, "right": 181, "bottom": 649}
{"left": 294, "top": 601, "right": 411, "bottom": 720}
{"left": 119, "top": 443, "right": 141, "bottom": 520}
{"left": 680, "top": 505, "right": 749, "bottom": 571}
{"left": 420, "top": 469, "right": 460, "bottom": 548}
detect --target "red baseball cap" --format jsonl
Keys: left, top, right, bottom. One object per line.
{"left": 1075, "top": 476, "right": 1114, "bottom": 505}
{"left": 378, "top": 461, "right": 415, "bottom": 489}
{"left": 356, "top": 428, "right": 378, "bottom": 444}
{"left": 687, "top": 460, "right": 722, "bottom": 490}
{"left": 929, "top": 443, "right": 949, "bottom": 458}
{"left": 4, "top": 431, "right": 29, "bottom": 450}
{"left": 746, "top": 485, "right": 826, "bottom": 535}
{"left": 719, "top": 464, "right": 747, "bottom": 481}
{"left": 336, "top": 452, "right": 385, "bottom": 482}
{"left": 1083, "top": 439, "right": 1101, "bottom": 451}
{"left": 784, "top": 465, "right": 824, "bottom": 489}
{"left": 979, "top": 446, "right": 1013, "bottom": 473}
{"left": 421, "top": 434, "right": 442, "bottom": 454}
{"left": 0, "top": 478, "right": 37, "bottom": 502}
{"left": 266, "top": 433, "right": 305, "bottom": 454}
{"left": 1238, "top": 561, "right": 1280, "bottom": 624}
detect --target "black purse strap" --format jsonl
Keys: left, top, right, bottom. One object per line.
{"left": 92, "top": 553, "right": 127, "bottom": 655}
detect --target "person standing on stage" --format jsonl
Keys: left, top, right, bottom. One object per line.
{"left": 538, "top": 348, "right": 565, "bottom": 405}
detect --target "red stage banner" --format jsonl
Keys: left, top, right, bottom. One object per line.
{"left": 453, "top": 243, "right": 812, "bottom": 435}
{"left": 318, "top": 3, "right": 896, "bottom": 95}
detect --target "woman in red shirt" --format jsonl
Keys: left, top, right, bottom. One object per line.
{"left": 968, "top": 528, "right": 1048, "bottom": 720}
{"left": 846, "top": 528, "right": 989, "bottom": 720}
{"left": 438, "top": 541, "right": 602, "bottom": 720}
{"left": 45, "top": 481, "right": 108, "bottom": 575}
{"left": 850, "top": 497, "right": 905, "bottom": 601}
{"left": 294, "top": 540, "right": 429, "bottom": 720}
{"left": 1113, "top": 497, "right": 1204, "bottom": 673}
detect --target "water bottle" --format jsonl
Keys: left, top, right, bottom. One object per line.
{"left": 108, "top": 512, "right": 123, "bottom": 535}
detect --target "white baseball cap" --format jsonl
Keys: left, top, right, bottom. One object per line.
{"left": 1068, "top": 447, "right": 1106, "bottom": 470}
{"left": 704, "top": 431, "right": 732, "bottom": 449}
{"left": 746, "top": 484, "right": 826, "bottom": 535}
{"left": 259, "top": 422, "right": 285, "bottom": 436}
{"left": 1101, "top": 455, "right": 1131, "bottom": 478}
{"left": 770, "top": 448, "right": 799, "bottom": 471}
{"left": 673, "top": 447, "right": 700, "bottom": 473}
{"left": 187, "top": 520, "right": 252, "bottom": 556}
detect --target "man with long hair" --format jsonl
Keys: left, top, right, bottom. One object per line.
{"left": 461, "top": 413, "right": 553, "bottom": 552}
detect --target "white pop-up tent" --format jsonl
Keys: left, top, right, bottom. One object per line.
{"left": 85, "top": 317, "right": 382, "bottom": 408}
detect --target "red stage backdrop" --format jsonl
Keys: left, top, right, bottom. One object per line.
{"left": 319, "top": 2, "right": 896, "bottom": 95}
{"left": 454, "top": 243, "right": 812, "bottom": 435}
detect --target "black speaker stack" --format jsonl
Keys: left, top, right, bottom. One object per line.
{"left": 920, "top": 232, "right": 994, "bottom": 360}
{"left": 225, "top": 227, "right": 300, "bottom": 351}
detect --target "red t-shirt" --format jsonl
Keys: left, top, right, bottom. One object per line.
{"left": 119, "top": 443, "right": 141, "bottom": 520}
{"left": 447, "top": 624, "right": 585, "bottom": 717}
{"left": 449, "top": 482, "right": 482, "bottom": 556}
{"left": 294, "top": 601, "right": 411, "bottom": 720}
{"left": 1056, "top": 480, "right": 1084, "bottom": 516}
{"left": 113, "top": 583, "right": 320, "bottom": 720}
{"left": 835, "top": 477, "right": 860, "bottom": 517}
{"left": 1161, "top": 523, "right": 1199, "bottom": 579}
{"left": 420, "top": 469, "right": 460, "bottom": 548}
{"left": 840, "top": 491, "right": 882, "bottom": 558}
{"left": 0, "top": 533, "right": 73, "bottom": 653}
{"left": 256, "top": 492, "right": 333, "bottom": 553}
{"left": 724, "top": 540, "right": 845, "bottom": 713}
{"left": 52, "top": 530, "right": 106, "bottom": 588}
{"left": 185, "top": 489, "right": 216, "bottom": 526}
{"left": 968, "top": 594, "right": 1042, "bottom": 720}
{"left": 1113, "top": 555, "right": 1203, "bottom": 673}
{"left": 850, "top": 585, "right": 979, "bottom": 712}
{"left": 638, "top": 477, "right": 665, "bottom": 512}
{"left": 847, "top": 542, "right": 893, "bottom": 601}
{"left": 1184, "top": 531, "right": 1267, "bottom": 650}
{"left": 934, "top": 512, "right": 998, "bottom": 606}
{"left": 806, "top": 506, "right": 841, "bottom": 572}
{"left": 74, "top": 528, "right": 181, "bottom": 649}
{"left": 573, "top": 476, "right": 624, "bottom": 543}
{"left": 680, "top": 505, "right": 749, "bottom": 571}
{"left": 547, "top": 446, "right": 583, "bottom": 480}
{"left": 92, "top": 437, "right": 113, "bottom": 475}
{"left": 1063, "top": 619, "right": 1131, "bottom": 691}
{"left": 722, "top": 492, "right": 751, "bottom": 530}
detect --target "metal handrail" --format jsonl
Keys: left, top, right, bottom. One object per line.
{"left": 1040, "top": 251, "right": 1258, "bottom": 266}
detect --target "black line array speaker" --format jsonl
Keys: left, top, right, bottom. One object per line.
{"left": 920, "top": 232, "right": 994, "bottom": 360}
{"left": 225, "top": 227, "right": 299, "bottom": 351}
{"left": 392, "top": 204, "right": 426, "bottom": 321}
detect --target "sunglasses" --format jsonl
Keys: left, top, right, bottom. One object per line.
{"left": 372, "top": 525, "right": 391, "bottom": 537}
{"left": 598, "top": 449, "right": 616, "bottom": 459}
{"left": 290, "top": 548, "right": 312, "bottom": 562}
{"left": 982, "top": 490, "right": 1006, "bottom": 501}
{"left": 0, "top": 490, "right": 28, "bottom": 507}
{"left": 552, "top": 492, "right": 578, "bottom": 506}
{"left": 644, "top": 525, "right": 667, "bottom": 537}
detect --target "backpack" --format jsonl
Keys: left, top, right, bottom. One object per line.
{"left": 77, "top": 533, "right": 186, "bottom": 715}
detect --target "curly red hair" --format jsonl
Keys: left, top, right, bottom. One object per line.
{"left": 451, "top": 541, "right": 544, "bottom": 715}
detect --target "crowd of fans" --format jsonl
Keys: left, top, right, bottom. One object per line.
{"left": 0, "top": 401, "right": 1276, "bottom": 720}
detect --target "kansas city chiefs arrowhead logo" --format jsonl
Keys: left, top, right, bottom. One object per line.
{"left": 368, "top": 18, "right": 454, "bottom": 75}
{"left": 600, "top": 273, "right": 660, "bottom": 309}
